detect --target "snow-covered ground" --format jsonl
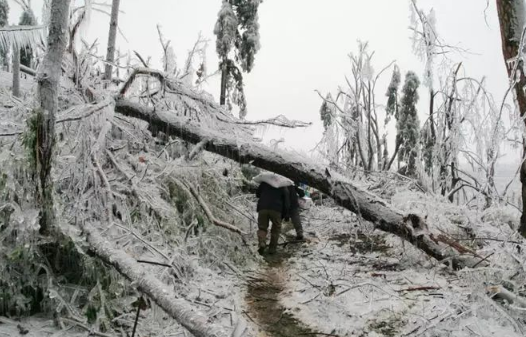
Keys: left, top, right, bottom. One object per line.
{"left": 272, "top": 199, "right": 526, "bottom": 337}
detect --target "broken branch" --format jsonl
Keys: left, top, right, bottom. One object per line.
{"left": 81, "top": 223, "right": 230, "bottom": 337}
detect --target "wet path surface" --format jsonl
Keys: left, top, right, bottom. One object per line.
{"left": 245, "top": 240, "right": 322, "bottom": 337}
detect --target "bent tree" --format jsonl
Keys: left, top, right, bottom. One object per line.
{"left": 495, "top": 0, "right": 526, "bottom": 235}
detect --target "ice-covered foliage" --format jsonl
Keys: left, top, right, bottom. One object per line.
{"left": 239, "top": 13, "right": 260, "bottom": 72}
{"left": 397, "top": 71, "right": 420, "bottom": 176}
{"left": 316, "top": 42, "right": 398, "bottom": 172}
{"left": 0, "top": 26, "right": 44, "bottom": 52}
{"left": 0, "top": 57, "right": 260, "bottom": 335}
{"left": 0, "top": 0, "right": 8, "bottom": 67}
{"left": 214, "top": 1, "right": 238, "bottom": 59}
{"left": 385, "top": 64, "right": 400, "bottom": 123}
{"left": 0, "top": 0, "right": 7, "bottom": 28}
{"left": 19, "top": 8, "right": 37, "bottom": 68}
{"left": 410, "top": 0, "right": 438, "bottom": 89}
{"left": 214, "top": 0, "right": 262, "bottom": 117}
{"left": 319, "top": 93, "right": 334, "bottom": 131}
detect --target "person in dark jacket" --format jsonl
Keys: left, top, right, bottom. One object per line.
{"left": 285, "top": 184, "right": 305, "bottom": 240}
{"left": 256, "top": 182, "right": 290, "bottom": 255}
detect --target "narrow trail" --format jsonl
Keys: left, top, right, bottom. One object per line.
{"left": 245, "top": 237, "right": 323, "bottom": 337}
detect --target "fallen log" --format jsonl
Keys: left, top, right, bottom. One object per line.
{"left": 82, "top": 222, "right": 230, "bottom": 337}
{"left": 114, "top": 98, "right": 484, "bottom": 270}
{"left": 21, "top": 64, "right": 36, "bottom": 77}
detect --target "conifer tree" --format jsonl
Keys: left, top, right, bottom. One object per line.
{"left": 320, "top": 93, "right": 334, "bottom": 131}
{"left": 397, "top": 71, "right": 420, "bottom": 176}
{"left": 385, "top": 65, "right": 400, "bottom": 122}
{"left": 19, "top": 8, "right": 37, "bottom": 67}
{"left": 214, "top": 0, "right": 261, "bottom": 118}
{"left": 0, "top": 0, "right": 8, "bottom": 67}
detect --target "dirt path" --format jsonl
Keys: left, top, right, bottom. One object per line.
{"left": 245, "top": 239, "right": 322, "bottom": 337}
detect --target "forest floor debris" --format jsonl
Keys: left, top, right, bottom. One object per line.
{"left": 265, "top": 204, "right": 526, "bottom": 337}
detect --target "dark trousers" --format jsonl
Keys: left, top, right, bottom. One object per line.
{"left": 257, "top": 209, "right": 282, "bottom": 249}
{"left": 290, "top": 207, "right": 303, "bottom": 236}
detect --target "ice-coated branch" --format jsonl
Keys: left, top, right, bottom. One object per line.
{"left": 171, "top": 177, "right": 248, "bottom": 237}
{"left": 81, "top": 223, "right": 231, "bottom": 337}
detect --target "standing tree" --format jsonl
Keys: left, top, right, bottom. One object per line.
{"left": 19, "top": 7, "right": 37, "bottom": 67}
{"left": 34, "top": 0, "right": 71, "bottom": 234}
{"left": 397, "top": 71, "right": 421, "bottom": 177}
{"left": 410, "top": 1, "right": 438, "bottom": 174}
{"left": 320, "top": 93, "right": 334, "bottom": 131}
{"left": 318, "top": 93, "right": 340, "bottom": 166}
{"left": 496, "top": 0, "right": 526, "bottom": 236}
{"left": 104, "top": 0, "right": 120, "bottom": 81}
{"left": 385, "top": 65, "right": 401, "bottom": 121}
{"left": 384, "top": 65, "right": 401, "bottom": 170}
{"left": 214, "top": 0, "right": 261, "bottom": 118}
{"left": 0, "top": 0, "right": 8, "bottom": 68}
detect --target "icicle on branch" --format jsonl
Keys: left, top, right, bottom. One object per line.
{"left": 0, "top": 25, "right": 44, "bottom": 51}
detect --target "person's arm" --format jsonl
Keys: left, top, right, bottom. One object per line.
{"left": 282, "top": 187, "right": 291, "bottom": 219}
{"left": 295, "top": 186, "right": 305, "bottom": 198}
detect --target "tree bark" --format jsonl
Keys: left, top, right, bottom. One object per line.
{"left": 104, "top": 0, "right": 120, "bottom": 81}
{"left": 12, "top": 47, "right": 20, "bottom": 97}
{"left": 496, "top": 0, "right": 526, "bottom": 235}
{"left": 115, "top": 98, "right": 484, "bottom": 270}
{"left": 36, "top": 0, "right": 71, "bottom": 235}
{"left": 82, "top": 223, "right": 230, "bottom": 337}
{"left": 219, "top": 59, "right": 227, "bottom": 106}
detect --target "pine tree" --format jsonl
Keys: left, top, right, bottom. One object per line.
{"left": 385, "top": 65, "right": 400, "bottom": 122}
{"left": 397, "top": 71, "right": 420, "bottom": 176}
{"left": 319, "top": 93, "right": 334, "bottom": 131}
{"left": 0, "top": 0, "right": 8, "bottom": 68}
{"left": 19, "top": 8, "right": 37, "bottom": 67}
{"left": 214, "top": 0, "right": 261, "bottom": 118}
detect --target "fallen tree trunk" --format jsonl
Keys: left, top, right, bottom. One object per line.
{"left": 21, "top": 64, "right": 36, "bottom": 76}
{"left": 114, "top": 98, "right": 484, "bottom": 270}
{"left": 82, "top": 223, "right": 230, "bottom": 337}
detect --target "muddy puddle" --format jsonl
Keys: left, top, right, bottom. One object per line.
{"left": 245, "top": 239, "right": 324, "bottom": 337}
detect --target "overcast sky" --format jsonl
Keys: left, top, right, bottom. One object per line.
{"left": 8, "top": 0, "right": 519, "bottom": 163}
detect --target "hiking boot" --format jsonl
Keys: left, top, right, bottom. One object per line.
{"left": 295, "top": 234, "right": 305, "bottom": 241}
{"left": 268, "top": 234, "right": 279, "bottom": 255}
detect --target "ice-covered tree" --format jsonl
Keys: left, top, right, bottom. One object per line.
{"left": 214, "top": 0, "right": 261, "bottom": 118}
{"left": 397, "top": 71, "right": 420, "bottom": 176}
{"left": 385, "top": 65, "right": 400, "bottom": 122}
{"left": 19, "top": 8, "right": 37, "bottom": 67}
{"left": 496, "top": 0, "right": 526, "bottom": 236}
{"left": 105, "top": 0, "right": 120, "bottom": 81}
{"left": 0, "top": 0, "right": 8, "bottom": 67}
{"left": 320, "top": 93, "right": 334, "bottom": 131}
